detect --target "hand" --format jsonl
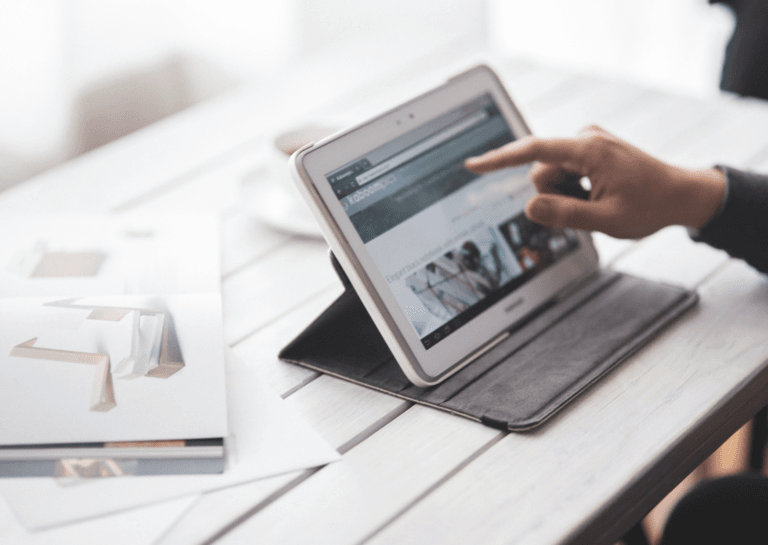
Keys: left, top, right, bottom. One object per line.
{"left": 465, "top": 125, "right": 726, "bottom": 239}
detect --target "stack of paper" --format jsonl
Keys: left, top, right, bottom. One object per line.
{"left": 0, "top": 215, "right": 228, "bottom": 478}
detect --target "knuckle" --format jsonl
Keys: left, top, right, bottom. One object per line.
{"left": 529, "top": 161, "right": 547, "bottom": 178}
{"left": 583, "top": 133, "right": 613, "bottom": 162}
{"left": 580, "top": 124, "right": 604, "bottom": 135}
{"left": 520, "top": 135, "right": 539, "bottom": 154}
{"left": 587, "top": 132, "right": 608, "bottom": 148}
{"left": 559, "top": 201, "right": 577, "bottom": 227}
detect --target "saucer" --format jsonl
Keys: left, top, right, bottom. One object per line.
{"left": 240, "top": 158, "right": 324, "bottom": 240}
{"left": 240, "top": 125, "right": 338, "bottom": 240}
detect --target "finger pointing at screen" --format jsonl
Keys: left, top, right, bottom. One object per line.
{"left": 465, "top": 125, "right": 726, "bottom": 240}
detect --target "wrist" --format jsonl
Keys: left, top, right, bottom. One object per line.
{"left": 671, "top": 167, "right": 727, "bottom": 229}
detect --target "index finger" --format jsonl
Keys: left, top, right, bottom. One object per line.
{"left": 465, "top": 136, "right": 585, "bottom": 173}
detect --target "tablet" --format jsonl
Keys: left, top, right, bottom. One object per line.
{"left": 290, "top": 65, "right": 599, "bottom": 387}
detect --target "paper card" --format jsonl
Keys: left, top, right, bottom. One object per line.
{"left": 0, "top": 350, "right": 340, "bottom": 530}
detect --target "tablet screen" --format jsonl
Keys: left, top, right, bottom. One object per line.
{"left": 324, "top": 93, "right": 580, "bottom": 349}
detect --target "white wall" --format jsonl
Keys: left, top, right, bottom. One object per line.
{"left": 0, "top": 0, "right": 298, "bottom": 190}
{"left": 0, "top": 1, "right": 71, "bottom": 181}
{"left": 488, "top": 0, "right": 735, "bottom": 97}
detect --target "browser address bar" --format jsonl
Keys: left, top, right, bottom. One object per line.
{"left": 355, "top": 109, "right": 489, "bottom": 187}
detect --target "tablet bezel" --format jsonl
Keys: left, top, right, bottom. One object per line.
{"left": 291, "top": 65, "right": 600, "bottom": 386}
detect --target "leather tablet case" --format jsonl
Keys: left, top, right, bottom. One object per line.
{"left": 279, "top": 252, "right": 698, "bottom": 431}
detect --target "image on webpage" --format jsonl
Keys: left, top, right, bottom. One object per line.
{"left": 403, "top": 227, "right": 518, "bottom": 335}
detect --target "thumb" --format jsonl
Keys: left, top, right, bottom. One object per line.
{"left": 525, "top": 194, "right": 615, "bottom": 233}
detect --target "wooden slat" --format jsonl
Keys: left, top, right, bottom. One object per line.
{"left": 284, "top": 375, "right": 410, "bottom": 454}
{"left": 217, "top": 405, "right": 501, "bottom": 545}
{"left": 367, "top": 260, "right": 768, "bottom": 545}
{"left": 592, "top": 232, "right": 636, "bottom": 266}
{"left": 611, "top": 226, "right": 730, "bottom": 289}
{"left": 221, "top": 238, "right": 336, "bottom": 346}
{"left": 231, "top": 286, "right": 343, "bottom": 395}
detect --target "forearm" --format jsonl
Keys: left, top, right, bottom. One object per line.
{"left": 690, "top": 166, "right": 768, "bottom": 274}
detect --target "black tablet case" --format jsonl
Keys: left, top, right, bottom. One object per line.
{"left": 279, "top": 252, "right": 698, "bottom": 431}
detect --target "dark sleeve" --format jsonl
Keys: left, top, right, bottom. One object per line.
{"left": 690, "top": 166, "right": 768, "bottom": 274}
{"left": 708, "top": 0, "right": 743, "bottom": 11}
{"left": 716, "top": 0, "right": 768, "bottom": 100}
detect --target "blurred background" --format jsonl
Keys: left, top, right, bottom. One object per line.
{"left": 0, "top": 0, "right": 735, "bottom": 191}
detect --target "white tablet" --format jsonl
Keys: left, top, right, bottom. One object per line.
{"left": 290, "top": 65, "right": 599, "bottom": 386}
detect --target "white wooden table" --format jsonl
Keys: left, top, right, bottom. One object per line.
{"left": 3, "top": 49, "right": 768, "bottom": 545}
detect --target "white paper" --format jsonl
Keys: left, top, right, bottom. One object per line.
{"left": 0, "top": 294, "right": 228, "bottom": 445}
{"left": 155, "top": 472, "right": 303, "bottom": 545}
{"left": 0, "top": 214, "right": 220, "bottom": 297}
{"left": 0, "top": 350, "right": 340, "bottom": 530}
{"left": 0, "top": 491, "right": 199, "bottom": 545}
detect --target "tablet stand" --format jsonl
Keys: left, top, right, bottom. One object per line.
{"left": 279, "top": 251, "right": 698, "bottom": 431}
